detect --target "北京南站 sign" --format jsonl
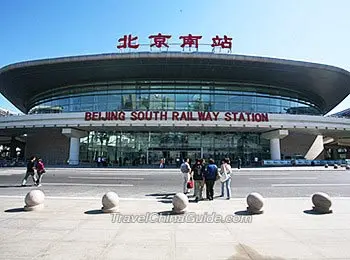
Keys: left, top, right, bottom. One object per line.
{"left": 116, "top": 33, "right": 233, "bottom": 52}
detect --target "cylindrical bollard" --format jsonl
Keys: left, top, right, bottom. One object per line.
{"left": 324, "top": 164, "right": 328, "bottom": 168}
{"left": 246, "top": 192, "right": 264, "bottom": 214}
{"left": 172, "top": 193, "right": 188, "bottom": 214}
{"left": 24, "top": 190, "right": 45, "bottom": 211}
{"left": 312, "top": 192, "right": 332, "bottom": 214}
{"left": 101, "top": 192, "right": 119, "bottom": 213}
{"left": 334, "top": 164, "right": 338, "bottom": 169}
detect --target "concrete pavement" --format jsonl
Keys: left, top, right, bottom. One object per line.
{"left": 1, "top": 195, "right": 350, "bottom": 259}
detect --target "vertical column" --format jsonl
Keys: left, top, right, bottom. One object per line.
{"left": 62, "top": 128, "right": 88, "bottom": 166}
{"left": 69, "top": 137, "right": 80, "bottom": 165}
{"left": 262, "top": 130, "right": 289, "bottom": 160}
{"left": 270, "top": 138, "right": 281, "bottom": 160}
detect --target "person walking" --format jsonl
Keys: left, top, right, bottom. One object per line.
{"left": 237, "top": 157, "right": 242, "bottom": 169}
{"left": 220, "top": 158, "right": 232, "bottom": 199}
{"left": 35, "top": 158, "right": 46, "bottom": 187}
{"left": 204, "top": 158, "right": 218, "bottom": 200}
{"left": 180, "top": 158, "right": 191, "bottom": 194}
{"left": 190, "top": 159, "right": 205, "bottom": 202}
{"left": 21, "top": 156, "right": 37, "bottom": 186}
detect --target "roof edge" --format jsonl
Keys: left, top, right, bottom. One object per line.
{"left": 1, "top": 52, "right": 350, "bottom": 77}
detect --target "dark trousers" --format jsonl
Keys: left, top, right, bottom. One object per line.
{"left": 205, "top": 180, "right": 215, "bottom": 200}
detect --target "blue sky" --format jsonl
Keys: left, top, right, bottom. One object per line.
{"left": 1, "top": 0, "right": 350, "bottom": 114}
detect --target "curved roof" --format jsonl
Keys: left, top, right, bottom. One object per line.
{"left": 1, "top": 52, "right": 350, "bottom": 113}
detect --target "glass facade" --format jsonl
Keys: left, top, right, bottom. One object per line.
{"left": 28, "top": 81, "right": 322, "bottom": 115}
{"left": 80, "top": 131, "right": 270, "bottom": 166}
{"left": 28, "top": 81, "right": 322, "bottom": 165}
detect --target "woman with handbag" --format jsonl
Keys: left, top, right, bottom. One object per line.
{"left": 35, "top": 158, "right": 46, "bottom": 187}
{"left": 219, "top": 158, "right": 232, "bottom": 199}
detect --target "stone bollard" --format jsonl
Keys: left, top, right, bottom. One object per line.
{"left": 172, "top": 193, "right": 188, "bottom": 214}
{"left": 24, "top": 190, "right": 45, "bottom": 211}
{"left": 312, "top": 192, "right": 332, "bottom": 214}
{"left": 346, "top": 165, "right": 350, "bottom": 170}
{"left": 246, "top": 192, "right": 264, "bottom": 214}
{"left": 324, "top": 164, "right": 328, "bottom": 168}
{"left": 334, "top": 164, "right": 338, "bottom": 169}
{"left": 101, "top": 192, "right": 119, "bottom": 213}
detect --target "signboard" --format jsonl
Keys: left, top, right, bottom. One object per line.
{"left": 84, "top": 111, "right": 269, "bottom": 122}
{"left": 262, "top": 159, "right": 345, "bottom": 166}
{"left": 116, "top": 33, "right": 233, "bottom": 52}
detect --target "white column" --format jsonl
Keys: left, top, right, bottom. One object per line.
{"left": 270, "top": 138, "right": 281, "bottom": 160}
{"left": 69, "top": 137, "right": 80, "bottom": 165}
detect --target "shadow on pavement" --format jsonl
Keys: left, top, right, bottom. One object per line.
{"left": 157, "top": 210, "right": 185, "bottom": 216}
{"left": 227, "top": 244, "right": 285, "bottom": 260}
{"left": 0, "top": 185, "right": 32, "bottom": 188}
{"left": 5, "top": 207, "right": 24, "bottom": 213}
{"left": 84, "top": 209, "right": 104, "bottom": 215}
{"left": 303, "top": 209, "right": 333, "bottom": 215}
{"left": 234, "top": 210, "right": 254, "bottom": 216}
{"left": 145, "top": 193, "right": 176, "bottom": 199}
{"left": 157, "top": 199, "right": 173, "bottom": 204}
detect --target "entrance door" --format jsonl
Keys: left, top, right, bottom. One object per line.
{"left": 148, "top": 148, "right": 201, "bottom": 167}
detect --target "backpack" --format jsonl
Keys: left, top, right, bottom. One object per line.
{"left": 206, "top": 164, "right": 218, "bottom": 180}
{"left": 180, "top": 163, "right": 189, "bottom": 173}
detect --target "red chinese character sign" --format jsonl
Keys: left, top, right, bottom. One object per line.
{"left": 179, "top": 34, "right": 202, "bottom": 50}
{"left": 117, "top": 34, "right": 139, "bottom": 49}
{"left": 116, "top": 33, "right": 233, "bottom": 52}
{"left": 211, "top": 35, "right": 232, "bottom": 52}
{"left": 149, "top": 33, "right": 172, "bottom": 48}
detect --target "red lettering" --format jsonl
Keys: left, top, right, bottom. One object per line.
{"left": 138, "top": 111, "right": 145, "bottom": 120}
{"left": 179, "top": 34, "right": 202, "bottom": 49}
{"left": 110, "top": 112, "right": 118, "bottom": 120}
{"left": 119, "top": 111, "right": 125, "bottom": 120}
{"left": 131, "top": 111, "right": 137, "bottom": 121}
{"left": 172, "top": 112, "right": 179, "bottom": 120}
{"left": 160, "top": 111, "right": 167, "bottom": 120}
{"left": 238, "top": 112, "right": 245, "bottom": 121}
{"left": 212, "top": 112, "right": 220, "bottom": 121}
{"left": 149, "top": 33, "right": 171, "bottom": 48}
{"left": 180, "top": 112, "right": 188, "bottom": 121}
{"left": 224, "top": 112, "right": 231, "bottom": 121}
{"left": 255, "top": 113, "right": 262, "bottom": 122}
{"left": 232, "top": 112, "right": 238, "bottom": 121}
{"left": 85, "top": 112, "right": 92, "bottom": 121}
{"left": 152, "top": 111, "right": 159, "bottom": 120}
{"left": 198, "top": 111, "right": 206, "bottom": 121}
{"left": 189, "top": 112, "right": 197, "bottom": 121}
{"left": 92, "top": 112, "right": 99, "bottom": 121}
{"left": 205, "top": 112, "right": 213, "bottom": 121}
{"left": 261, "top": 113, "right": 269, "bottom": 122}
{"left": 245, "top": 112, "right": 251, "bottom": 121}
{"left": 251, "top": 113, "right": 255, "bottom": 122}
{"left": 211, "top": 35, "right": 232, "bottom": 50}
{"left": 117, "top": 34, "right": 139, "bottom": 49}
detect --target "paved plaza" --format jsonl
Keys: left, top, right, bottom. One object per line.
{"left": 1, "top": 196, "right": 350, "bottom": 259}
{"left": 1, "top": 167, "right": 350, "bottom": 259}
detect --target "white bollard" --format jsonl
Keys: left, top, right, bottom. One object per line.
{"left": 324, "top": 164, "right": 329, "bottom": 168}
{"left": 24, "top": 190, "right": 45, "bottom": 211}
{"left": 346, "top": 165, "right": 350, "bottom": 170}
{"left": 101, "top": 192, "right": 119, "bottom": 213}
{"left": 334, "top": 164, "right": 338, "bottom": 169}
{"left": 172, "top": 193, "right": 189, "bottom": 214}
{"left": 246, "top": 192, "right": 264, "bottom": 214}
{"left": 312, "top": 192, "right": 332, "bottom": 214}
